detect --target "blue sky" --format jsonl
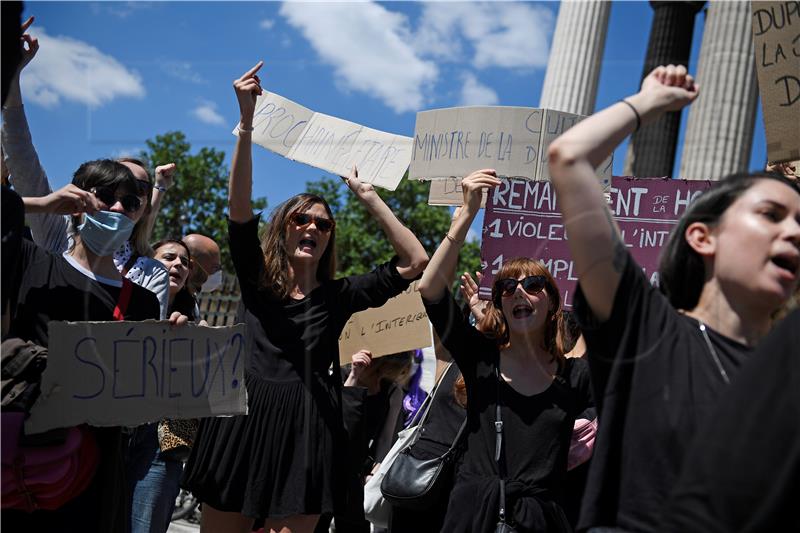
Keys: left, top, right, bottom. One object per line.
{"left": 17, "top": 1, "right": 767, "bottom": 223}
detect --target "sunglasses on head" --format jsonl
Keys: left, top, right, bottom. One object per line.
{"left": 290, "top": 212, "right": 335, "bottom": 233}
{"left": 494, "top": 275, "right": 547, "bottom": 300}
{"left": 91, "top": 186, "right": 142, "bottom": 213}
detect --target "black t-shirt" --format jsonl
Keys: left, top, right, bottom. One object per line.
{"left": 660, "top": 308, "right": 800, "bottom": 533}
{"left": 9, "top": 239, "right": 161, "bottom": 347}
{"left": 424, "top": 290, "right": 593, "bottom": 531}
{"left": 573, "top": 251, "right": 751, "bottom": 532}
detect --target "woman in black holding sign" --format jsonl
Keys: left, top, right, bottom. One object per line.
{"left": 418, "top": 169, "right": 593, "bottom": 532}
{"left": 181, "top": 61, "right": 428, "bottom": 533}
{"left": 547, "top": 65, "right": 800, "bottom": 532}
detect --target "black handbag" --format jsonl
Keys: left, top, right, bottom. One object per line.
{"left": 380, "top": 363, "right": 467, "bottom": 510}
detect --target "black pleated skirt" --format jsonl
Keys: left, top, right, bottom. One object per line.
{"left": 182, "top": 373, "right": 344, "bottom": 519}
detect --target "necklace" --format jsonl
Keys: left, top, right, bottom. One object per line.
{"left": 698, "top": 321, "right": 731, "bottom": 385}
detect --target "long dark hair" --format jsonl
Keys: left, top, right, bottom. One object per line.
{"left": 260, "top": 193, "right": 336, "bottom": 300}
{"left": 479, "top": 257, "right": 566, "bottom": 361}
{"left": 659, "top": 172, "right": 800, "bottom": 310}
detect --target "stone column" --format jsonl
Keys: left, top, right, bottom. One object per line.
{"left": 538, "top": 0, "right": 611, "bottom": 116}
{"left": 623, "top": 1, "right": 706, "bottom": 177}
{"left": 679, "top": 1, "right": 758, "bottom": 180}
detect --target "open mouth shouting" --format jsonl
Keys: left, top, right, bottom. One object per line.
{"left": 770, "top": 251, "right": 800, "bottom": 282}
{"left": 298, "top": 236, "right": 317, "bottom": 253}
{"left": 512, "top": 303, "right": 534, "bottom": 319}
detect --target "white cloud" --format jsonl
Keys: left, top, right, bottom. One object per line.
{"left": 460, "top": 73, "right": 499, "bottom": 106}
{"left": 20, "top": 26, "right": 145, "bottom": 108}
{"left": 416, "top": 2, "right": 554, "bottom": 69}
{"left": 111, "top": 146, "right": 144, "bottom": 158}
{"left": 159, "top": 61, "right": 207, "bottom": 84}
{"left": 260, "top": 18, "right": 275, "bottom": 30}
{"left": 191, "top": 100, "right": 225, "bottom": 126}
{"left": 279, "top": 2, "right": 438, "bottom": 113}
{"left": 90, "top": 1, "right": 151, "bottom": 19}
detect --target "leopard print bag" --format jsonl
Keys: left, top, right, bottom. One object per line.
{"left": 157, "top": 418, "right": 198, "bottom": 461}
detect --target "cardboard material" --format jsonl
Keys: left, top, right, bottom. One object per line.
{"left": 752, "top": 1, "right": 800, "bottom": 163}
{"left": 26, "top": 322, "right": 247, "bottom": 433}
{"left": 338, "top": 280, "right": 432, "bottom": 363}
{"left": 410, "top": 106, "right": 612, "bottom": 189}
{"left": 235, "top": 91, "right": 413, "bottom": 190}
{"left": 428, "top": 177, "right": 487, "bottom": 207}
{"left": 478, "top": 177, "right": 713, "bottom": 308}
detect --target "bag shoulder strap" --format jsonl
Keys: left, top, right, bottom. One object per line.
{"left": 494, "top": 359, "right": 509, "bottom": 526}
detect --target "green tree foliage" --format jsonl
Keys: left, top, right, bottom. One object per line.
{"left": 306, "top": 176, "right": 482, "bottom": 286}
{"left": 140, "top": 131, "right": 266, "bottom": 271}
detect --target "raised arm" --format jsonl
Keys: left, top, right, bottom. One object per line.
{"left": 418, "top": 169, "right": 500, "bottom": 301}
{"left": 547, "top": 65, "right": 698, "bottom": 321}
{"left": 141, "top": 162, "right": 176, "bottom": 240}
{"left": 228, "top": 61, "right": 263, "bottom": 223}
{"left": 2, "top": 17, "right": 69, "bottom": 253}
{"left": 343, "top": 166, "right": 429, "bottom": 280}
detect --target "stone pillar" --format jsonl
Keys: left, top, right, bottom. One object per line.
{"left": 679, "top": 1, "right": 758, "bottom": 180}
{"left": 623, "top": 1, "right": 706, "bottom": 177}
{"left": 539, "top": 0, "right": 611, "bottom": 116}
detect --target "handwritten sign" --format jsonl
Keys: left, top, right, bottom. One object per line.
{"left": 428, "top": 177, "right": 487, "bottom": 207}
{"left": 26, "top": 322, "right": 247, "bottom": 433}
{"left": 752, "top": 1, "right": 800, "bottom": 162}
{"left": 478, "top": 177, "right": 713, "bottom": 308}
{"left": 235, "top": 91, "right": 413, "bottom": 190}
{"left": 338, "top": 280, "right": 432, "bottom": 362}
{"left": 410, "top": 106, "right": 612, "bottom": 188}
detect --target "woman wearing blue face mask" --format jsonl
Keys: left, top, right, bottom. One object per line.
{"left": 3, "top": 159, "right": 185, "bottom": 533}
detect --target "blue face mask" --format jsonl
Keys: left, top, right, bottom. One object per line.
{"left": 77, "top": 211, "right": 136, "bottom": 257}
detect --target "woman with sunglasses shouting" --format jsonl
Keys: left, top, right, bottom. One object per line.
{"left": 417, "top": 169, "right": 593, "bottom": 533}
{"left": 181, "top": 61, "right": 428, "bottom": 533}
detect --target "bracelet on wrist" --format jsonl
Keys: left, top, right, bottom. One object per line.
{"left": 237, "top": 123, "right": 255, "bottom": 134}
{"left": 154, "top": 185, "right": 168, "bottom": 192}
{"left": 445, "top": 232, "right": 464, "bottom": 245}
{"left": 620, "top": 99, "right": 641, "bottom": 132}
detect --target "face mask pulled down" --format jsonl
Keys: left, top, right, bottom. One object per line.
{"left": 77, "top": 211, "right": 135, "bottom": 257}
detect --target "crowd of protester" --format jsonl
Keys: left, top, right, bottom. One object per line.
{"left": 2, "top": 11, "right": 799, "bottom": 533}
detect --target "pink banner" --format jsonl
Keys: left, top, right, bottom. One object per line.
{"left": 478, "top": 177, "right": 713, "bottom": 308}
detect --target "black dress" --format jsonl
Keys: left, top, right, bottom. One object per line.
{"left": 424, "top": 291, "right": 593, "bottom": 532}
{"left": 573, "top": 251, "right": 752, "bottom": 532}
{"left": 182, "top": 216, "right": 413, "bottom": 519}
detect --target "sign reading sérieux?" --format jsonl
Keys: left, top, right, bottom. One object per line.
{"left": 233, "top": 91, "right": 412, "bottom": 191}
{"left": 25, "top": 322, "right": 247, "bottom": 434}
{"left": 752, "top": 1, "right": 800, "bottom": 163}
{"left": 409, "top": 106, "right": 612, "bottom": 190}
{"left": 478, "top": 177, "right": 714, "bottom": 308}
{"left": 338, "top": 280, "right": 432, "bottom": 363}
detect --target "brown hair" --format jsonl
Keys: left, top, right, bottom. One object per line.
{"left": 454, "top": 258, "right": 566, "bottom": 408}
{"left": 260, "top": 193, "right": 336, "bottom": 300}
{"left": 116, "top": 157, "right": 154, "bottom": 259}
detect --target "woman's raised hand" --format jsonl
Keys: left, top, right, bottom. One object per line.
{"left": 18, "top": 17, "right": 39, "bottom": 72}
{"left": 639, "top": 64, "right": 699, "bottom": 113}
{"left": 459, "top": 271, "right": 488, "bottom": 323}
{"left": 233, "top": 61, "right": 264, "bottom": 124}
{"left": 461, "top": 169, "right": 500, "bottom": 212}
{"left": 24, "top": 183, "right": 103, "bottom": 215}
{"left": 341, "top": 165, "right": 376, "bottom": 200}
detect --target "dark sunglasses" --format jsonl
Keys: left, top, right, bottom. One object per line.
{"left": 290, "top": 212, "right": 335, "bottom": 233}
{"left": 91, "top": 186, "right": 142, "bottom": 213}
{"left": 494, "top": 275, "right": 547, "bottom": 299}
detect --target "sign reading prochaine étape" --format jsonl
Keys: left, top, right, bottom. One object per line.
{"left": 409, "top": 106, "right": 612, "bottom": 190}
{"left": 234, "top": 91, "right": 413, "bottom": 191}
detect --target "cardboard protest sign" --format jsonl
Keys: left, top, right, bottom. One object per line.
{"left": 235, "top": 91, "right": 413, "bottom": 190}
{"left": 428, "top": 177, "right": 487, "bottom": 207}
{"left": 410, "top": 106, "right": 612, "bottom": 189}
{"left": 752, "top": 1, "right": 800, "bottom": 163}
{"left": 478, "top": 177, "right": 713, "bottom": 308}
{"left": 338, "top": 280, "right": 432, "bottom": 363}
{"left": 26, "top": 322, "right": 247, "bottom": 433}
